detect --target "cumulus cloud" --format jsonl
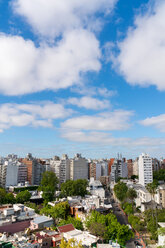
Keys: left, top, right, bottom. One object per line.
{"left": 0, "top": 102, "right": 71, "bottom": 132}
{"left": 140, "top": 114, "right": 165, "bottom": 132}
{"left": 62, "top": 110, "right": 133, "bottom": 131}
{"left": 113, "top": 0, "right": 165, "bottom": 90}
{"left": 0, "top": 31, "right": 100, "bottom": 95}
{"left": 61, "top": 129, "right": 165, "bottom": 148}
{"left": 12, "top": 0, "right": 117, "bottom": 37}
{"left": 67, "top": 96, "right": 110, "bottom": 110}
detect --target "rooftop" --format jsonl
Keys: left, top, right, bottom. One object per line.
{"left": 33, "top": 216, "right": 53, "bottom": 224}
{"left": 58, "top": 224, "right": 75, "bottom": 233}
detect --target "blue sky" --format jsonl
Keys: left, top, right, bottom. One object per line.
{"left": 0, "top": 0, "right": 165, "bottom": 159}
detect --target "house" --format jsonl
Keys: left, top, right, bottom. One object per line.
{"left": 88, "top": 178, "right": 105, "bottom": 198}
{"left": 58, "top": 224, "right": 98, "bottom": 247}
{"left": 30, "top": 216, "right": 54, "bottom": 230}
{"left": 141, "top": 200, "right": 162, "bottom": 212}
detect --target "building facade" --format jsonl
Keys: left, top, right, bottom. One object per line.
{"left": 138, "top": 153, "right": 153, "bottom": 186}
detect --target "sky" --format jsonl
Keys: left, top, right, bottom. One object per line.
{"left": 0, "top": 0, "right": 165, "bottom": 159}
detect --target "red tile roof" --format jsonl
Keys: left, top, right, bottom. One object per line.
{"left": 58, "top": 224, "right": 75, "bottom": 233}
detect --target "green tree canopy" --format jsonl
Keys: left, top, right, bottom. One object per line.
{"left": 153, "top": 169, "right": 165, "bottom": 181}
{"left": 127, "top": 188, "right": 137, "bottom": 213}
{"left": 40, "top": 201, "right": 70, "bottom": 222}
{"left": 58, "top": 216, "right": 84, "bottom": 231}
{"left": 16, "top": 190, "right": 31, "bottom": 203}
{"left": 86, "top": 210, "right": 133, "bottom": 245}
{"left": 5, "top": 193, "right": 16, "bottom": 204}
{"left": 117, "top": 225, "right": 133, "bottom": 246}
{"left": 61, "top": 179, "right": 88, "bottom": 197}
{"left": 0, "top": 188, "right": 6, "bottom": 205}
{"left": 114, "top": 182, "right": 128, "bottom": 202}
{"left": 39, "top": 171, "right": 59, "bottom": 202}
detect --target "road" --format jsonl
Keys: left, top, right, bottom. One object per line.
{"left": 105, "top": 190, "right": 135, "bottom": 248}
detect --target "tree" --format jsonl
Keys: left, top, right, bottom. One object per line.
{"left": 114, "top": 182, "right": 128, "bottom": 202}
{"left": 5, "top": 193, "right": 16, "bottom": 204}
{"left": 61, "top": 179, "right": 88, "bottom": 197}
{"left": 40, "top": 201, "right": 70, "bottom": 223}
{"left": 130, "top": 175, "right": 138, "bottom": 180}
{"left": 127, "top": 188, "right": 137, "bottom": 213}
{"left": 123, "top": 203, "right": 133, "bottom": 215}
{"left": 117, "top": 225, "right": 133, "bottom": 246}
{"left": 39, "top": 171, "right": 59, "bottom": 202}
{"left": 89, "top": 222, "right": 105, "bottom": 239}
{"left": 61, "top": 180, "right": 74, "bottom": 197}
{"left": 58, "top": 216, "right": 84, "bottom": 231}
{"left": 60, "top": 238, "right": 83, "bottom": 248}
{"left": 16, "top": 190, "right": 31, "bottom": 203}
{"left": 0, "top": 188, "right": 6, "bottom": 205}
{"left": 146, "top": 181, "right": 158, "bottom": 226}
{"left": 51, "top": 201, "right": 70, "bottom": 220}
{"left": 153, "top": 169, "right": 165, "bottom": 181}
{"left": 73, "top": 179, "right": 88, "bottom": 197}
{"left": 128, "top": 215, "right": 143, "bottom": 232}
{"left": 85, "top": 210, "right": 133, "bottom": 245}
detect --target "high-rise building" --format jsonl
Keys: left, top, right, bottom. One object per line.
{"left": 0, "top": 155, "right": 27, "bottom": 187}
{"left": 22, "top": 153, "right": 45, "bottom": 185}
{"left": 133, "top": 158, "right": 139, "bottom": 176}
{"left": 110, "top": 157, "right": 128, "bottom": 182}
{"left": 50, "top": 154, "right": 70, "bottom": 184}
{"left": 138, "top": 153, "right": 153, "bottom": 186}
{"left": 127, "top": 159, "right": 133, "bottom": 178}
{"left": 88, "top": 162, "right": 101, "bottom": 180}
{"left": 70, "top": 154, "right": 88, "bottom": 180}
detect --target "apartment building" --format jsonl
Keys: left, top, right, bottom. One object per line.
{"left": 138, "top": 153, "right": 153, "bottom": 186}
{"left": 127, "top": 159, "right": 133, "bottom": 178}
{"left": 110, "top": 157, "right": 128, "bottom": 182}
{"left": 133, "top": 158, "right": 139, "bottom": 176}
{"left": 22, "top": 153, "right": 45, "bottom": 185}
{"left": 88, "top": 162, "right": 101, "bottom": 180}
{"left": 50, "top": 154, "right": 70, "bottom": 184}
{"left": 70, "top": 154, "right": 88, "bottom": 180}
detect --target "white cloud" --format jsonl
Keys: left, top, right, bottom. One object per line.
{"left": 0, "top": 30, "right": 100, "bottom": 95}
{"left": 62, "top": 110, "right": 133, "bottom": 131}
{"left": 113, "top": 0, "right": 165, "bottom": 90}
{"left": 61, "top": 129, "right": 165, "bottom": 148}
{"left": 67, "top": 96, "right": 110, "bottom": 110}
{"left": 140, "top": 114, "right": 165, "bottom": 132}
{"left": 12, "top": 0, "right": 117, "bottom": 37}
{"left": 0, "top": 102, "right": 71, "bottom": 132}
{"left": 71, "top": 86, "right": 117, "bottom": 98}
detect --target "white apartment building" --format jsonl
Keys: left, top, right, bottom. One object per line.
{"left": 70, "top": 154, "right": 88, "bottom": 180}
{"left": 138, "top": 153, "right": 153, "bottom": 186}
{"left": 0, "top": 157, "right": 28, "bottom": 188}
{"left": 50, "top": 154, "right": 70, "bottom": 184}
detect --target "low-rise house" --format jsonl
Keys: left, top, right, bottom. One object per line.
{"left": 58, "top": 224, "right": 98, "bottom": 247}
{"left": 88, "top": 178, "right": 105, "bottom": 198}
{"left": 30, "top": 216, "right": 54, "bottom": 230}
{"left": 141, "top": 200, "right": 162, "bottom": 212}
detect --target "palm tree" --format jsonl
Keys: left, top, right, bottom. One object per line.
{"left": 127, "top": 188, "right": 137, "bottom": 213}
{"left": 146, "top": 181, "right": 158, "bottom": 228}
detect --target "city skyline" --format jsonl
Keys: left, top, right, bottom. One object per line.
{"left": 0, "top": 0, "right": 165, "bottom": 158}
